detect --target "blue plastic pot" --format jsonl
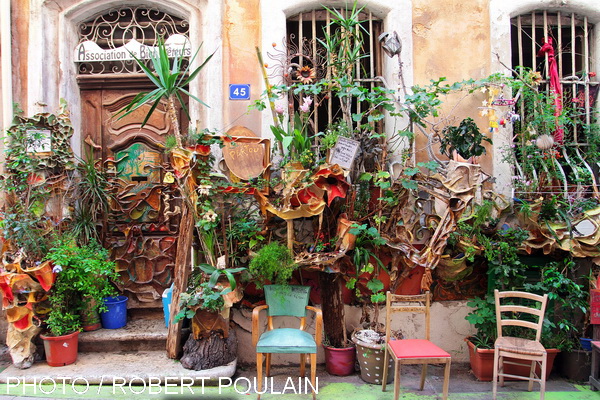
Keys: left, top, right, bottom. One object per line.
{"left": 100, "top": 296, "right": 128, "bottom": 329}
{"left": 580, "top": 337, "right": 593, "bottom": 351}
{"left": 162, "top": 285, "right": 173, "bottom": 327}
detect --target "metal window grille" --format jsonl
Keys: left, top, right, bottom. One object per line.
{"left": 77, "top": 6, "right": 189, "bottom": 75}
{"left": 285, "top": 9, "right": 383, "bottom": 135}
{"left": 510, "top": 11, "right": 599, "bottom": 197}
{"left": 511, "top": 11, "right": 597, "bottom": 144}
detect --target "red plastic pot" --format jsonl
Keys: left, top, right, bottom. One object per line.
{"left": 324, "top": 345, "right": 356, "bottom": 376}
{"left": 41, "top": 331, "right": 79, "bottom": 367}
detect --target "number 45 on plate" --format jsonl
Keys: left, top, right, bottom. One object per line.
{"left": 229, "top": 84, "right": 251, "bottom": 100}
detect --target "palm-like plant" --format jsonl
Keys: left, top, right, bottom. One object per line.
{"left": 115, "top": 36, "right": 215, "bottom": 148}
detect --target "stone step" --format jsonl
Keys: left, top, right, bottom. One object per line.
{"left": 79, "top": 308, "right": 168, "bottom": 353}
{"left": 0, "top": 350, "right": 236, "bottom": 386}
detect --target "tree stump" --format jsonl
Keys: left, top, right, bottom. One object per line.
{"left": 180, "top": 329, "right": 237, "bottom": 371}
{"left": 320, "top": 272, "right": 346, "bottom": 348}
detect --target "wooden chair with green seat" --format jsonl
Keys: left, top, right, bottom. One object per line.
{"left": 252, "top": 285, "right": 322, "bottom": 399}
{"left": 381, "top": 291, "right": 451, "bottom": 400}
{"left": 492, "top": 289, "right": 549, "bottom": 400}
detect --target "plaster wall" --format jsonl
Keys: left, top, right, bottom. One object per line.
{"left": 412, "top": 0, "right": 493, "bottom": 176}
{"left": 231, "top": 301, "right": 475, "bottom": 365}
{"left": 222, "top": 0, "right": 262, "bottom": 135}
{"left": 9, "top": 0, "right": 29, "bottom": 111}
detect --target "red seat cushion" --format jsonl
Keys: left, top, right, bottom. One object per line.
{"left": 388, "top": 339, "right": 450, "bottom": 359}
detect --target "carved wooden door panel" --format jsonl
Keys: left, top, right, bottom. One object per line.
{"left": 81, "top": 88, "right": 185, "bottom": 307}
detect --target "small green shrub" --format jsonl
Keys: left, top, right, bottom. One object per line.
{"left": 249, "top": 242, "right": 297, "bottom": 288}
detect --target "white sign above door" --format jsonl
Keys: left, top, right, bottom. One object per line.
{"left": 74, "top": 34, "right": 191, "bottom": 63}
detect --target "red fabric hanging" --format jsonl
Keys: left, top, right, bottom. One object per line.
{"left": 537, "top": 37, "right": 564, "bottom": 143}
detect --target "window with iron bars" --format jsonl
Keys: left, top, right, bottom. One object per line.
{"left": 510, "top": 11, "right": 599, "bottom": 200}
{"left": 284, "top": 9, "right": 383, "bottom": 139}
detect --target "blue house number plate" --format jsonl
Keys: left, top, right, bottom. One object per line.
{"left": 229, "top": 84, "right": 251, "bottom": 100}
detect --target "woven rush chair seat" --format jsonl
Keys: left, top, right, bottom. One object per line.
{"left": 495, "top": 337, "right": 546, "bottom": 356}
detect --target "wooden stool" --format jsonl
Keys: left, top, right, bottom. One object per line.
{"left": 591, "top": 341, "right": 600, "bottom": 391}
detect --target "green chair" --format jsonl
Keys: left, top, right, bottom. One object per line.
{"left": 252, "top": 285, "right": 322, "bottom": 399}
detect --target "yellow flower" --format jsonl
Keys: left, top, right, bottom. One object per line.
{"left": 296, "top": 65, "right": 316, "bottom": 84}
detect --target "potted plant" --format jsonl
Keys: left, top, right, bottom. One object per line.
{"left": 465, "top": 255, "right": 582, "bottom": 380}
{"left": 42, "top": 237, "right": 118, "bottom": 366}
{"left": 174, "top": 263, "right": 243, "bottom": 371}
{"left": 40, "top": 307, "right": 81, "bottom": 367}
{"left": 439, "top": 117, "right": 492, "bottom": 162}
{"left": 341, "top": 223, "right": 393, "bottom": 383}
{"left": 525, "top": 259, "right": 591, "bottom": 381}
{"left": 248, "top": 242, "right": 298, "bottom": 289}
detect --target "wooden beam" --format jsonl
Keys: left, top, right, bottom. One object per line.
{"left": 167, "top": 202, "right": 194, "bottom": 358}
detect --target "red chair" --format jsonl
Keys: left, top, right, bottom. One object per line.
{"left": 381, "top": 291, "right": 451, "bottom": 400}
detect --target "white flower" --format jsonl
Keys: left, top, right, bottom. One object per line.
{"left": 197, "top": 185, "right": 212, "bottom": 196}
{"left": 52, "top": 265, "right": 63, "bottom": 273}
{"left": 203, "top": 209, "right": 217, "bottom": 222}
{"left": 303, "top": 96, "right": 313, "bottom": 106}
{"left": 299, "top": 103, "right": 310, "bottom": 113}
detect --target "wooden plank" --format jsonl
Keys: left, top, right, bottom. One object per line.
{"left": 166, "top": 202, "right": 194, "bottom": 358}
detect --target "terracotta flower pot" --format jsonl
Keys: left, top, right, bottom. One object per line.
{"left": 40, "top": 331, "right": 79, "bottom": 367}
{"left": 80, "top": 299, "right": 101, "bottom": 332}
{"left": 466, "top": 339, "right": 559, "bottom": 381}
{"left": 324, "top": 345, "right": 356, "bottom": 376}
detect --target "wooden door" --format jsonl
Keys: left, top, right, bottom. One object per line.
{"left": 81, "top": 87, "right": 186, "bottom": 308}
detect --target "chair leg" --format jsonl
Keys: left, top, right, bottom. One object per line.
{"left": 419, "top": 364, "right": 427, "bottom": 390}
{"left": 393, "top": 361, "right": 401, "bottom": 400}
{"left": 310, "top": 353, "right": 317, "bottom": 400}
{"left": 528, "top": 360, "right": 536, "bottom": 392}
{"left": 382, "top": 348, "right": 390, "bottom": 392}
{"left": 492, "top": 348, "right": 500, "bottom": 400}
{"left": 265, "top": 353, "right": 271, "bottom": 377}
{"left": 442, "top": 358, "right": 451, "bottom": 400}
{"left": 256, "top": 352, "right": 263, "bottom": 400}
{"left": 540, "top": 356, "right": 547, "bottom": 400}
{"left": 499, "top": 355, "right": 505, "bottom": 387}
{"left": 300, "top": 353, "right": 306, "bottom": 377}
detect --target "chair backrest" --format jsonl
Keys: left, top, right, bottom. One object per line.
{"left": 264, "top": 285, "right": 310, "bottom": 317}
{"left": 494, "top": 289, "right": 548, "bottom": 342}
{"left": 385, "top": 291, "right": 431, "bottom": 343}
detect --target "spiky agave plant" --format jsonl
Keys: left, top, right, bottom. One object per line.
{"left": 115, "top": 36, "right": 215, "bottom": 148}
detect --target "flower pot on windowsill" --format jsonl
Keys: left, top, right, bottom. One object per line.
{"left": 40, "top": 331, "right": 79, "bottom": 367}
